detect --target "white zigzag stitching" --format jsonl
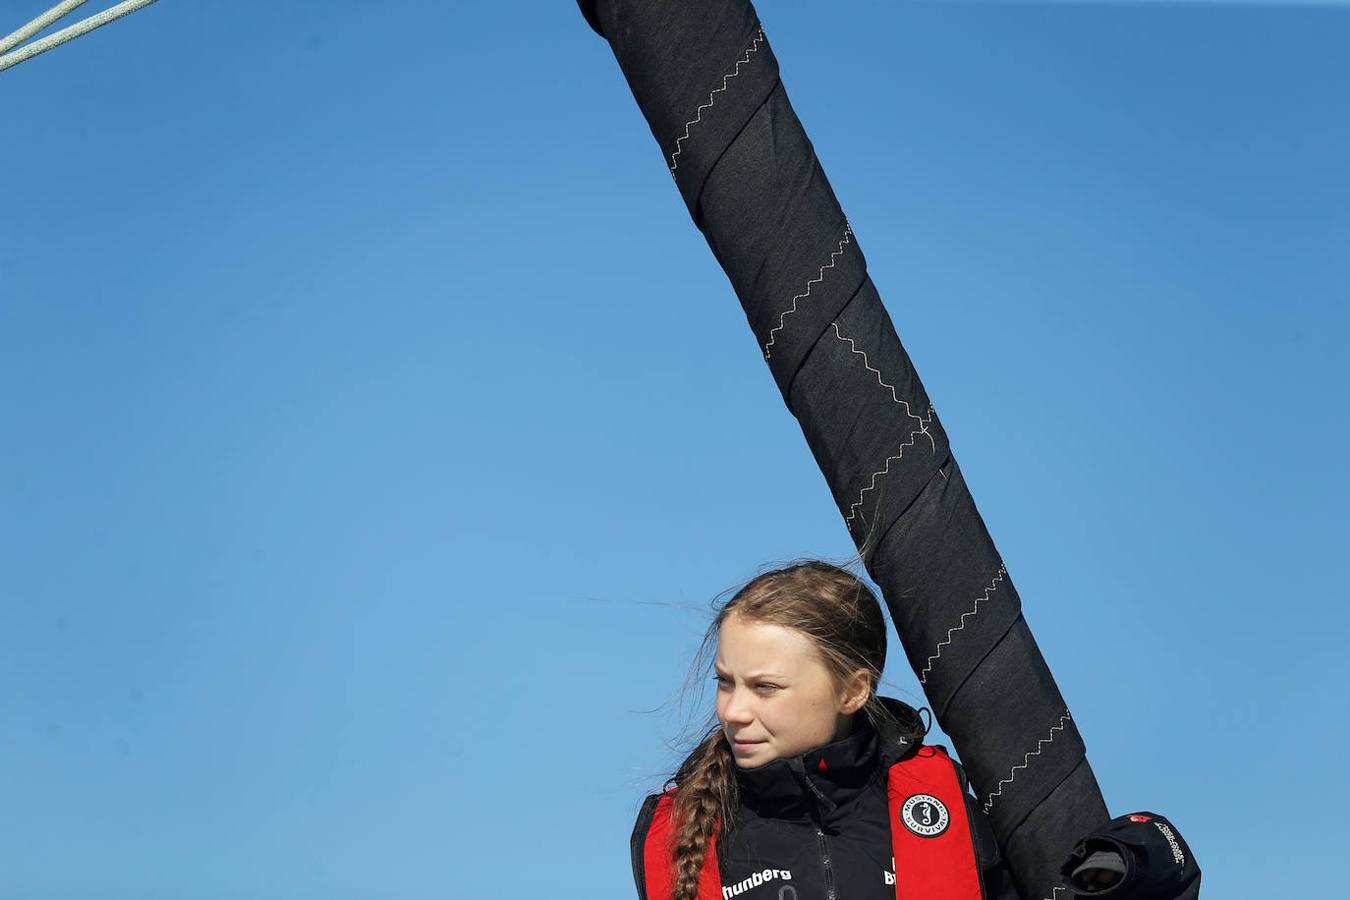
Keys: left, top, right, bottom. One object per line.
{"left": 1044, "top": 888, "right": 1069, "bottom": 900}
{"left": 983, "top": 711, "right": 1072, "bottom": 814}
{"left": 829, "top": 322, "right": 934, "bottom": 447}
{"left": 844, "top": 403, "right": 936, "bottom": 525}
{"left": 763, "top": 223, "right": 852, "bottom": 360}
{"left": 668, "top": 27, "right": 766, "bottom": 178}
{"left": 918, "top": 562, "right": 1007, "bottom": 684}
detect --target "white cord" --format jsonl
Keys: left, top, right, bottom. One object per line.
{"left": 0, "top": 0, "right": 159, "bottom": 74}
{"left": 0, "top": 0, "right": 87, "bottom": 55}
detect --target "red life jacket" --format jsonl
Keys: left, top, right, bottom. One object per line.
{"left": 639, "top": 745, "right": 983, "bottom": 900}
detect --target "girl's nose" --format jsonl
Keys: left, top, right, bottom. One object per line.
{"left": 721, "top": 688, "right": 755, "bottom": 724}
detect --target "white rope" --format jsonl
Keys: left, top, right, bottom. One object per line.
{"left": 0, "top": 0, "right": 159, "bottom": 74}
{"left": 0, "top": 0, "right": 87, "bottom": 55}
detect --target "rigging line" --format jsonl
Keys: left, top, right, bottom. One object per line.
{"left": 0, "top": 0, "right": 159, "bottom": 74}
{"left": 0, "top": 0, "right": 87, "bottom": 56}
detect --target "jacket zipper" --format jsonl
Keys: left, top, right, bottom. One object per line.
{"left": 814, "top": 824, "right": 837, "bottom": 900}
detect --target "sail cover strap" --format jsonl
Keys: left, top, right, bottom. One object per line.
{"left": 578, "top": 2, "right": 1109, "bottom": 897}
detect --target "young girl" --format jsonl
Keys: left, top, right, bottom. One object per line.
{"left": 631, "top": 561, "right": 1198, "bottom": 900}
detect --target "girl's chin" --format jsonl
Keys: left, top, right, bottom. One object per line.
{"left": 731, "top": 743, "right": 776, "bottom": 766}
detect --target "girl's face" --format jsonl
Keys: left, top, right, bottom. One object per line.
{"left": 714, "top": 613, "right": 867, "bottom": 769}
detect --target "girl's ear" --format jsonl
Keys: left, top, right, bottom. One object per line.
{"left": 839, "top": 668, "right": 872, "bottom": 715}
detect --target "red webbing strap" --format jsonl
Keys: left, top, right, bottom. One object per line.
{"left": 887, "top": 746, "right": 983, "bottom": 900}
{"left": 643, "top": 791, "right": 723, "bottom": 900}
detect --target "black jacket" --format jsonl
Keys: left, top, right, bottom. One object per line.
{"left": 631, "top": 697, "right": 1020, "bottom": 900}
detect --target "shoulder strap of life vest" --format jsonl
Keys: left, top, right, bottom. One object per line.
{"left": 886, "top": 745, "right": 983, "bottom": 900}
{"left": 639, "top": 790, "right": 723, "bottom": 900}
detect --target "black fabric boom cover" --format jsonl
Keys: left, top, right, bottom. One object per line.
{"left": 577, "top": 3, "right": 1110, "bottom": 897}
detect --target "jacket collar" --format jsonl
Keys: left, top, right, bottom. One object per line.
{"left": 874, "top": 695, "right": 927, "bottom": 766}
{"left": 732, "top": 696, "right": 925, "bottom": 823}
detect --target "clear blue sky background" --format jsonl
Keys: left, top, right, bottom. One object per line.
{"left": 2, "top": 1, "right": 1346, "bottom": 898}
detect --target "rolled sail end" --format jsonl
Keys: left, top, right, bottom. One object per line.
{"left": 576, "top": 0, "right": 604, "bottom": 37}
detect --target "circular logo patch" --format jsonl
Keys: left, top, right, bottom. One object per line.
{"left": 900, "top": 794, "right": 949, "bottom": 838}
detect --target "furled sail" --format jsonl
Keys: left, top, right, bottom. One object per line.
{"left": 577, "top": 2, "right": 1110, "bottom": 897}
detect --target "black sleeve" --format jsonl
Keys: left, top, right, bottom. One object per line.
{"left": 631, "top": 794, "right": 661, "bottom": 900}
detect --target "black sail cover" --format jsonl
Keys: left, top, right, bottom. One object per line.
{"left": 577, "top": 2, "right": 1110, "bottom": 898}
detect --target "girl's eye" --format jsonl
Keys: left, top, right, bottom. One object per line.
{"left": 756, "top": 683, "right": 781, "bottom": 693}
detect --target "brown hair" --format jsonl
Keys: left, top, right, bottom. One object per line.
{"left": 663, "top": 560, "right": 893, "bottom": 900}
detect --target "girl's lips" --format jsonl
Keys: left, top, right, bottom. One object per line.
{"left": 733, "top": 739, "right": 766, "bottom": 748}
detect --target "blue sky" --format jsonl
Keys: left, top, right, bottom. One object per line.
{"left": 2, "top": 1, "right": 1346, "bottom": 898}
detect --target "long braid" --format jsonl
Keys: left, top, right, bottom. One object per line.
{"left": 670, "top": 728, "right": 738, "bottom": 900}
